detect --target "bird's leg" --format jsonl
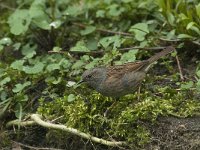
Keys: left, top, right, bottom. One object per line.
{"left": 137, "top": 85, "right": 141, "bottom": 101}
{"left": 104, "top": 98, "right": 119, "bottom": 117}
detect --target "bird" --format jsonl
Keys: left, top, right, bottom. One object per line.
{"left": 79, "top": 46, "right": 175, "bottom": 98}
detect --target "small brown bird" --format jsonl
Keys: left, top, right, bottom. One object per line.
{"left": 80, "top": 46, "right": 175, "bottom": 98}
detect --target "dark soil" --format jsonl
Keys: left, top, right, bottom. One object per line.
{"left": 147, "top": 116, "right": 200, "bottom": 150}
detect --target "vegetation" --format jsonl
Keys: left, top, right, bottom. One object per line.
{"left": 0, "top": 0, "right": 200, "bottom": 149}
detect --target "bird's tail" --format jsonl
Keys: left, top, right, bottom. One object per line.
{"left": 147, "top": 46, "right": 175, "bottom": 64}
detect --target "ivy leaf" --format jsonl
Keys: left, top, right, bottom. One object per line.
{"left": 11, "top": 60, "right": 25, "bottom": 71}
{"left": 12, "top": 81, "right": 31, "bottom": 93}
{"left": 68, "top": 94, "right": 75, "bottom": 102}
{"left": 8, "top": 9, "right": 31, "bottom": 35}
{"left": 70, "top": 41, "right": 90, "bottom": 52}
{"left": 80, "top": 26, "right": 96, "bottom": 35}
{"left": 23, "top": 62, "right": 44, "bottom": 74}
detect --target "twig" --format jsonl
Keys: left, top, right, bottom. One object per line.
{"left": 73, "top": 22, "right": 133, "bottom": 36}
{"left": 30, "top": 114, "right": 126, "bottom": 147}
{"left": 159, "top": 38, "right": 181, "bottom": 42}
{"left": 48, "top": 46, "right": 167, "bottom": 55}
{"left": 118, "top": 46, "right": 166, "bottom": 51}
{"left": 6, "top": 119, "right": 36, "bottom": 127}
{"left": 50, "top": 115, "right": 64, "bottom": 123}
{"left": 6, "top": 114, "right": 126, "bottom": 147}
{"left": 175, "top": 55, "right": 184, "bottom": 81}
{"left": 48, "top": 50, "right": 67, "bottom": 54}
{"left": 11, "top": 140, "right": 64, "bottom": 150}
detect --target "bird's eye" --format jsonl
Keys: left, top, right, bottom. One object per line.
{"left": 87, "top": 74, "right": 92, "bottom": 78}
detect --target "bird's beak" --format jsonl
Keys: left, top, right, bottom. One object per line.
{"left": 72, "top": 79, "right": 85, "bottom": 89}
{"left": 77, "top": 79, "right": 84, "bottom": 85}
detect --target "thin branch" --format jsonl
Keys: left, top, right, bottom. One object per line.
{"left": 6, "top": 119, "right": 36, "bottom": 128}
{"left": 159, "top": 38, "right": 181, "bottom": 42}
{"left": 175, "top": 55, "right": 184, "bottom": 81}
{"left": 118, "top": 46, "right": 166, "bottom": 51}
{"left": 48, "top": 46, "right": 167, "bottom": 55}
{"left": 73, "top": 22, "right": 133, "bottom": 36}
{"left": 6, "top": 114, "right": 126, "bottom": 147}
{"left": 30, "top": 114, "right": 126, "bottom": 147}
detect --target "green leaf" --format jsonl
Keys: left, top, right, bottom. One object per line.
{"left": 8, "top": 9, "right": 31, "bottom": 35}
{"left": 0, "top": 37, "right": 12, "bottom": 45}
{"left": 86, "top": 38, "right": 98, "bottom": 50}
{"left": 108, "top": 4, "right": 125, "bottom": 17}
{"left": 96, "top": 10, "right": 105, "bottom": 18}
{"left": 186, "top": 22, "right": 195, "bottom": 30}
{"left": 21, "top": 44, "right": 37, "bottom": 58}
{"left": 12, "top": 81, "right": 31, "bottom": 93}
{"left": 67, "top": 94, "right": 75, "bottom": 102}
{"left": 196, "top": 3, "right": 200, "bottom": 18}
{"left": 23, "top": 62, "right": 44, "bottom": 74}
{"left": 70, "top": 41, "right": 90, "bottom": 52}
{"left": 180, "top": 81, "right": 194, "bottom": 90}
{"left": 49, "top": 20, "right": 62, "bottom": 29}
{"left": 120, "top": 50, "right": 138, "bottom": 63}
{"left": 196, "top": 70, "right": 200, "bottom": 78}
{"left": 72, "top": 60, "right": 85, "bottom": 69}
{"left": 99, "top": 35, "right": 123, "bottom": 49}
{"left": 166, "top": 12, "right": 175, "bottom": 26}
{"left": 59, "top": 59, "right": 70, "bottom": 69}
{"left": 177, "top": 34, "right": 193, "bottom": 39}
{"left": 53, "top": 46, "right": 62, "bottom": 52}
{"left": 11, "top": 60, "right": 25, "bottom": 71}
{"left": 46, "top": 63, "right": 60, "bottom": 72}
{"left": 80, "top": 26, "right": 96, "bottom": 35}
{"left": 185, "top": 22, "right": 200, "bottom": 35}
{"left": 29, "top": 0, "right": 50, "bottom": 30}
{"left": 129, "top": 23, "right": 149, "bottom": 41}
{"left": 52, "top": 77, "right": 62, "bottom": 84}
{"left": 64, "top": 5, "right": 82, "bottom": 17}
{"left": 0, "top": 91, "right": 8, "bottom": 101}
{"left": 0, "top": 77, "right": 11, "bottom": 86}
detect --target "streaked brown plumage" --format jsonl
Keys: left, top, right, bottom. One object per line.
{"left": 81, "top": 46, "right": 175, "bottom": 98}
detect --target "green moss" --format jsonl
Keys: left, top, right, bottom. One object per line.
{"left": 37, "top": 84, "right": 200, "bottom": 147}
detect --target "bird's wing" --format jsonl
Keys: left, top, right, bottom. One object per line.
{"left": 107, "top": 60, "right": 149, "bottom": 78}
